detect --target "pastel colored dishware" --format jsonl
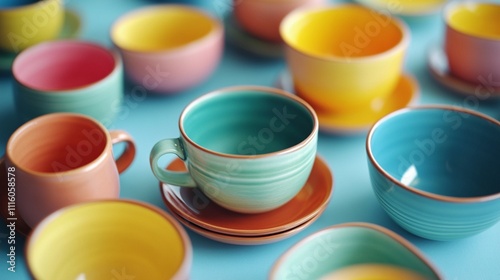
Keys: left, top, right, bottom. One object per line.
{"left": 276, "top": 70, "right": 420, "bottom": 134}
{"left": 233, "top": 0, "right": 325, "bottom": 42}
{"left": 12, "top": 40, "right": 123, "bottom": 126}
{"left": 280, "top": 4, "right": 410, "bottom": 113}
{"left": 366, "top": 106, "right": 500, "bottom": 240}
{"left": 0, "top": 0, "right": 64, "bottom": 52}
{"left": 270, "top": 223, "right": 442, "bottom": 279}
{"left": 160, "top": 156, "right": 332, "bottom": 236}
{"left": 26, "top": 200, "right": 192, "bottom": 280}
{"left": 150, "top": 86, "right": 318, "bottom": 213}
{"left": 3, "top": 113, "right": 136, "bottom": 228}
{"left": 354, "top": 0, "right": 448, "bottom": 16}
{"left": 111, "top": 4, "right": 223, "bottom": 94}
{"left": 444, "top": 1, "right": 500, "bottom": 86}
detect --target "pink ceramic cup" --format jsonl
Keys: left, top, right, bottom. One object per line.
{"left": 111, "top": 5, "right": 224, "bottom": 94}
{"left": 444, "top": 2, "right": 500, "bottom": 86}
{"left": 3, "top": 113, "right": 136, "bottom": 228}
{"left": 233, "top": 0, "right": 326, "bottom": 42}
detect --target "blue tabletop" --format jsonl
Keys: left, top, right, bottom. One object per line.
{"left": 1, "top": 0, "right": 499, "bottom": 279}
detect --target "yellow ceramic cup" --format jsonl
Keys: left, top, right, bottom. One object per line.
{"left": 26, "top": 200, "right": 192, "bottom": 280}
{"left": 280, "top": 4, "right": 410, "bottom": 113}
{"left": 0, "top": 0, "right": 64, "bottom": 52}
{"left": 444, "top": 2, "right": 500, "bottom": 86}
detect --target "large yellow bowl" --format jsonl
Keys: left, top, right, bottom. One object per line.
{"left": 280, "top": 4, "right": 410, "bottom": 113}
{"left": 0, "top": 0, "right": 64, "bottom": 52}
{"left": 26, "top": 200, "right": 192, "bottom": 280}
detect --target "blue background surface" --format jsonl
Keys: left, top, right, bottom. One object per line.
{"left": 0, "top": 0, "right": 499, "bottom": 279}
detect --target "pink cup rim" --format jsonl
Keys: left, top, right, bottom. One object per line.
{"left": 110, "top": 4, "right": 223, "bottom": 55}
{"left": 443, "top": 1, "right": 500, "bottom": 42}
{"left": 6, "top": 113, "right": 112, "bottom": 178}
{"left": 25, "top": 199, "right": 192, "bottom": 280}
{"left": 12, "top": 40, "right": 120, "bottom": 92}
{"left": 280, "top": 3, "right": 411, "bottom": 62}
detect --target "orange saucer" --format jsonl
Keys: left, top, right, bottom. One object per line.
{"left": 275, "top": 71, "right": 419, "bottom": 134}
{"left": 167, "top": 202, "right": 325, "bottom": 246}
{"left": 159, "top": 157, "right": 333, "bottom": 236}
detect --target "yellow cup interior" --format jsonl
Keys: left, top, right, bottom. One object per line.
{"left": 27, "top": 201, "right": 188, "bottom": 280}
{"left": 447, "top": 2, "right": 500, "bottom": 40}
{"left": 281, "top": 5, "right": 405, "bottom": 59}
{"left": 112, "top": 6, "right": 218, "bottom": 52}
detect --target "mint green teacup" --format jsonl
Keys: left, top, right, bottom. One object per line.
{"left": 150, "top": 86, "right": 318, "bottom": 213}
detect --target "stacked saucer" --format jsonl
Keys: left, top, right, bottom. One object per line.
{"left": 159, "top": 157, "right": 333, "bottom": 245}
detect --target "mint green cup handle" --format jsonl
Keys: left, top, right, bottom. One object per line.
{"left": 150, "top": 138, "right": 197, "bottom": 187}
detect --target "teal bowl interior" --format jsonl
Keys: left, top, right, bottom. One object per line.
{"left": 369, "top": 107, "right": 500, "bottom": 198}
{"left": 270, "top": 223, "right": 441, "bottom": 279}
{"left": 182, "top": 89, "right": 315, "bottom": 156}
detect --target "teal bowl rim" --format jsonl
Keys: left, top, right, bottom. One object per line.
{"left": 178, "top": 85, "right": 319, "bottom": 159}
{"left": 269, "top": 222, "right": 443, "bottom": 279}
{"left": 366, "top": 105, "right": 500, "bottom": 203}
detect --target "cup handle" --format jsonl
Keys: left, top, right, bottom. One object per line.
{"left": 149, "top": 138, "right": 196, "bottom": 187}
{"left": 109, "top": 130, "right": 136, "bottom": 174}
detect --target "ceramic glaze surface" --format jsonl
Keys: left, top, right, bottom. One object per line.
{"left": 5, "top": 113, "right": 136, "bottom": 228}
{"left": 270, "top": 223, "right": 442, "bottom": 280}
{"left": 444, "top": 2, "right": 500, "bottom": 86}
{"left": 12, "top": 41, "right": 123, "bottom": 125}
{"left": 367, "top": 106, "right": 500, "bottom": 240}
{"left": 111, "top": 5, "right": 224, "bottom": 93}
{"left": 26, "top": 200, "right": 192, "bottom": 280}
{"left": 280, "top": 4, "right": 410, "bottom": 112}
{"left": 150, "top": 87, "right": 318, "bottom": 213}
{"left": 354, "top": 0, "right": 447, "bottom": 15}
{"left": 0, "top": 0, "right": 64, "bottom": 52}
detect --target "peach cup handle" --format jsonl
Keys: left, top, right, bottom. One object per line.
{"left": 109, "top": 130, "right": 136, "bottom": 173}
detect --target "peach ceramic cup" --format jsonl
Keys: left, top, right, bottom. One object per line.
{"left": 280, "top": 4, "right": 410, "bottom": 113}
{"left": 12, "top": 40, "right": 123, "bottom": 126}
{"left": 3, "top": 113, "right": 136, "bottom": 228}
{"left": 26, "top": 200, "right": 192, "bottom": 280}
{"left": 233, "top": 0, "right": 326, "bottom": 42}
{"left": 0, "top": 0, "right": 64, "bottom": 52}
{"left": 444, "top": 1, "right": 500, "bottom": 86}
{"left": 111, "top": 4, "right": 224, "bottom": 94}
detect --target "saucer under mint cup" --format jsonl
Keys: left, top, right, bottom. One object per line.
{"left": 366, "top": 106, "right": 500, "bottom": 241}
{"left": 150, "top": 86, "right": 318, "bottom": 214}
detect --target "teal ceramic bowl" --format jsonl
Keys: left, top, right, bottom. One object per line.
{"left": 12, "top": 40, "right": 123, "bottom": 126}
{"left": 150, "top": 86, "right": 318, "bottom": 213}
{"left": 367, "top": 106, "right": 500, "bottom": 240}
{"left": 270, "top": 223, "right": 442, "bottom": 279}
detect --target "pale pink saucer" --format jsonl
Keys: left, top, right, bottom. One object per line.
{"left": 159, "top": 157, "right": 333, "bottom": 236}
{"left": 427, "top": 45, "right": 500, "bottom": 98}
{"left": 167, "top": 202, "right": 325, "bottom": 246}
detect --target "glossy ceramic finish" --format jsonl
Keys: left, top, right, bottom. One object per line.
{"left": 444, "top": 2, "right": 500, "bottom": 86}
{"left": 12, "top": 40, "right": 123, "bottom": 125}
{"left": 270, "top": 223, "right": 443, "bottom": 280}
{"left": 280, "top": 4, "right": 410, "bottom": 113}
{"left": 168, "top": 202, "right": 324, "bottom": 246}
{"left": 160, "top": 156, "right": 332, "bottom": 236}
{"left": 276, "top": 71, "right": 420, "bottom": 134}
{"left": 4, "top": 113, "right": 136, "bottom": 228}
{"left": 150, "top": 86, "right": 318, "bottom": 214}
{"left": 354, "top": 0, "right": 448, "bottom": 16}
{"left": 0, "top": 0, "right": 64, "bottom": 52}
{"left": 111, "top": 5, "right": 223, "bottom": 94}
{"left": 224, "top": 14, "right": 283, "bottom": 58}
{"left": 427, "top": 45, "right": 500, "bottom": 98}
{"left": 233, "top": 0, "right": 325, "bottom": 42}
{"left": 0, "top": 9, "right": 81, "bottom": 72}
{"left": 26, "top": 200, "right": 192, "bottom": 280}
{"left": 367, "top": 106, "right": 500, "bottom": 240}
